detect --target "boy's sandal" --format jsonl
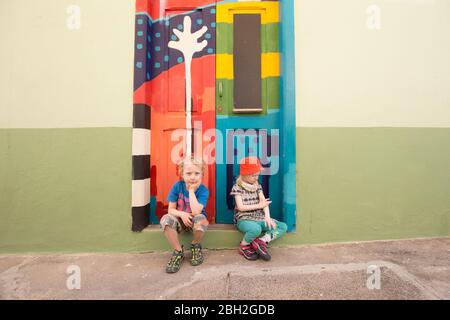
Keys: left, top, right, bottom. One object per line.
{"left": 190, "top": 243, "right": 204, "bottom": 266}
{"left": 166, "top": 248, "right": 184, "bottom": 273}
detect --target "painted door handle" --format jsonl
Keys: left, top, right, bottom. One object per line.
{"left": 218, "top": 82, "right": 223, "bottom": 98}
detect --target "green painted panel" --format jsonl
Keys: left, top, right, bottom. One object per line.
{"left": 216, "top": 78, "right": 279, "bottom": 116}
{"left": 216, "top": 23, "right": 232, "bottom": 54}
{"left": 216, "top": 79, "right": 234, "bottom": 116}
{"left": 287, "top": 127, "right": 450, "bottom": 245}
{"left": 0, "top": 128, "right": 449, "bottom": 253}
{"left": 262, "top": 23, "right": 279, "bottom": 53}
{"left": 216, "top": 22, "right": 279, "bottom": 54}
{"left": 264, "top": 77, "right": 280, "bottom": 110}
{"left": 0, "top": 128, "right": 152, "bottom": 253}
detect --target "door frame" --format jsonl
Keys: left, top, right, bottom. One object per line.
{"left": 279, "top": 0, "right": 296, "bottom": 232}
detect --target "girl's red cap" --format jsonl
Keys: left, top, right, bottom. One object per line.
{"left": 239, "top": 157, "right": 264, "bottom": 175}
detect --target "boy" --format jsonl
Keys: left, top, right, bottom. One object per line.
{"left": 160, "top": 156, "right": 209, "bottom": 273}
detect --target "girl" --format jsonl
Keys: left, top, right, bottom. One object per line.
{"left": 160, "top": 156, "right": 209, "bottom": 273}
{"left": 230, "top": 156, "right": 287, "bottom": 261}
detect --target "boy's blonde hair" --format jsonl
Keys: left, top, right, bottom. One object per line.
{"left": 177, "top": 156, "right": 206, "bottom": 177}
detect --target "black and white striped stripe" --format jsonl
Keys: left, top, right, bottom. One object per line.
{"left": 131, "top": 103, "right": 151, "bottom": 232}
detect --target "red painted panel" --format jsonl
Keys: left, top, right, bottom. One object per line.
{"left": 137, "top": 0, "right": 216, "bottom": 21}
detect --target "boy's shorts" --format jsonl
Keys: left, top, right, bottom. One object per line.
{"left": 160, "top": 213, "right": 209, "bottom": 233}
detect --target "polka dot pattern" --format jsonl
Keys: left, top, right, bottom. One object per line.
{"left": 133, "top": 7, "right": 216, "bottom": 90}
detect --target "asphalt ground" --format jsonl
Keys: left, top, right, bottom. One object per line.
{"left": 0, "top": 237, "right": 449, "bottom": 300}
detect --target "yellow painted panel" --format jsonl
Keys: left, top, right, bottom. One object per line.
{"left": 216, "top": 54, "right": 234, "bottom": 79}
{"left": 217, "top": 2, "right": 279, "bottom": 24}
{"left": 262, "top": 52, "right": 280, "bottom": 78}
{"left": 217, "top": 53, "right": 279, "bottom": 79}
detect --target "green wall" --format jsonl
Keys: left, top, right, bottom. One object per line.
{"left": 1, "top": 127, "right": 448, "bottom": 253}
{"left": 294, "top": 128, "right": 450, "bottom": 243}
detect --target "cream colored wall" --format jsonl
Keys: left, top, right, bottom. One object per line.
{"left": 294, "top": 0, "right": 450, "bottom": 127}
{"left": 2, "top": 0, "right": 450, "bottom": 128}
{"left": 0, "top": 0, "right": 135, "bottom": 128}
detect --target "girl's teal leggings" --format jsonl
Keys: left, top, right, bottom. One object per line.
{"left": 236, "top": 219, "right": 288, "bottom": 243}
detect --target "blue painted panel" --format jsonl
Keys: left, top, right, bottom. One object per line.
{"left": 216, "top": 114, "right": 282, "bottom": 223}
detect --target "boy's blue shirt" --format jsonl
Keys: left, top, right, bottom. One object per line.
{"left": 167, "top": 181, "right": 209, "bottom": 216}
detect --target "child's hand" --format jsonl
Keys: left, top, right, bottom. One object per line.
{"left": 180, "top": 212, "right": 193, "bottom": 228}
{"left": 264, "top": 216, "right": 277, "bottom": 230}
{"left": 259, "top": 198, "right": 272, "bottom": 209}
{"left": 187, "top": 181, "right": 201, "bottom": 192}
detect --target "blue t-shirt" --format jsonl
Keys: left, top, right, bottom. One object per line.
{"left": 167, "top": 181, "right": 209, "bottom": 217}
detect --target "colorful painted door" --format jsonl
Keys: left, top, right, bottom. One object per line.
{"left": 215, "top": 1, "right": 282, "bottom": 223}
{"left": 133, "top": 0, "right": 283, "bottom": 227}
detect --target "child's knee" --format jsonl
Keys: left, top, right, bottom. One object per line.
{"left": 252, "top": 225, "right": 263, "bottom": 236}
{"left": 277, "top": 221, "right": 288, "bottom": 233}
{"left": 160, "top": 214, "right": 181, "bottom": 233}
{"left": 241, "top": 223, "right": 262, "bottom": 239}
{"left": 192, "top": 214, "right": 209, "bottom": 233}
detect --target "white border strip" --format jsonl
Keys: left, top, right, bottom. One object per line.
{"left": 132, "top": 178, "right": 151, "bottom": 207}
{"left": 132, "top": 128, "right": 151, "bottom": 156}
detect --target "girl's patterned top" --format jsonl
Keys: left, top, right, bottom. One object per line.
{"left": 230, "top": 183, "right": 265, "bottom": 222}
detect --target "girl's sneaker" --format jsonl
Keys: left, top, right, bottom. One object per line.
{"left": 239, "top": 243, "right": 259, "bottom": 260}
{"left": 166, "top": 247, "right": 184, "bottom": 273}
{"left": 251, "top": 238, "right": 271, "bottom": 261}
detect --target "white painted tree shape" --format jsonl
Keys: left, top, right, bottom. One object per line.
{"left": 168, "top": 16, "right": 208, "bottom": 157}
